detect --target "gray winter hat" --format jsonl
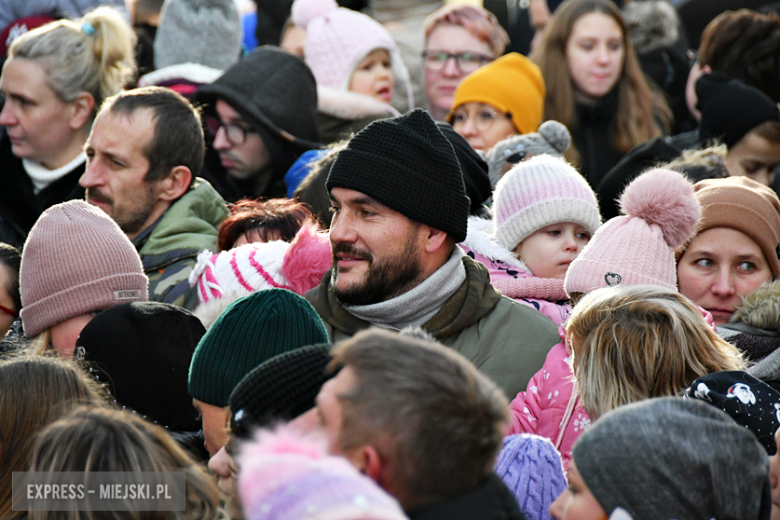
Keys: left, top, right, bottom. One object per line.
{"left": 486, "top": 120, "right": 571, "bottom": 188}
{"left": 573, "top": 398, "right": 771, "bottom": 520}
{"left": 154, "top": 0, "right": 242, "bottom": 71}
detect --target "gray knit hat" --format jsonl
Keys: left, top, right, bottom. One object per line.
{"left": 154, "top": 0, "right": 242, "bottom": 71}
{"left": 20, "top": 201, "right": 148, "bottom": 337}
{"left": 573, "top": 398, "right": 771, "bottom": 520}
{"left": 486, "top": 120, "right": 571, "bottom": 188}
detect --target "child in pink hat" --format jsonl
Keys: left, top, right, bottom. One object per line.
{"left": 460, "top": 154, "right": 601, "bottom": 326}
{"left": 291, "top": 0, "right": 413, "bottom": 144}
{"left": 507, "top": 167, "right": 701, "bottom": 469}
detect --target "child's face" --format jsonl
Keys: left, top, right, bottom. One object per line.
{"left": 514, "top": 222, "right": 591, "bottom": 279}
{"left": 349, "top": 49, "right": 395, "bottom": 104}
{"left": 550, "top": 461, "right": 608, "bottom": 520}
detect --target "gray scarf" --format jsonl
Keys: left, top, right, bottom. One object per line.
{"left": 343, "top": 247, "right": 466, "bottom": 331}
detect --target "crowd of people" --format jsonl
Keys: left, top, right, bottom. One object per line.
{"left": 0, "top": 0, "right": 780, "bottom": 519}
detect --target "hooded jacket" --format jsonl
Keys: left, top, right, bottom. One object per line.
{"left": 306, "top": 253, "right": 560, "bottom": 399}
{"left": 134, "top": 178, "right": 229, "bottom": 310}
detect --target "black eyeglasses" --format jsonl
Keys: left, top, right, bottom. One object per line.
{"left": 204, "top": 115, "right": 255, "bottom": 146}
{"left": 421, "top": 50, "right": 494, "bottom": 74}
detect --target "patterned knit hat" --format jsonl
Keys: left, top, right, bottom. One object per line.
{"left": 153, "top": 0, "right": 242, "bottom": 71}
{"left": 229, "top": 344, "right": 335, "bottom": 440}
{"left": 573, "top": 398, "right": 771, "bottom": 520}
{"left": 239, "top": 427, "right": 407, "bottom": 520}
{"left": 485, "top": 121, "right": 571, "bottom": 188}
{"left": 687, "top": 176, "right": 780, "bottom": 279}
{"left": 565, "top": 168, "right": 700, "bottom": 296}
{"left": 327, "top": 109, "right": 470, "bottom": 242}
{"left": 188, "top": 222, "right": 332, "bottom": 328}
{"left": 188, "top": 289, "right": 329, "bottom": 407}
{"left": 75, "top": 301, "right": 205, "bottom": 432}
{"left": 495, "top": 434, "right": 567, "bottom": 520}
{"left": 20, "top": 201, "right": 148, "bottom": 337}
{"left": 449, "top": 52, "right": 546, "bottom": 136}
{"left": 684, "top": 370, "right": 780, "bottom": 455}
{"left": 292, "top": 0, "right": 413, "bottom": 110}
{"left": 493, "top": 154, "right": 601, "bottom": 252}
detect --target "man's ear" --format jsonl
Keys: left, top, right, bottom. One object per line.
{"left": 352, "top": 445, "right": 385, "bottom": 485}
{"left": 69, "top": 92, "right": 96, "bottom": 131}
{"left": 156, "top": 166, "right": 192, "bottom": 202}
{"left": 422, "top": 226, "right": 449, "bottom": 255}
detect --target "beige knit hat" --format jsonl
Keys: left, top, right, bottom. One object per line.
{"left": 688, "top": 177, "right": 780, "bottom": 278}
{"left": 20, "top": 200, "right": 149, "bottom": 337}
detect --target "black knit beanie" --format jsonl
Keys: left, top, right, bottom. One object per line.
{"left": 75, "top": 302, "right": 206, "bottom": 432}
{"left": 697, "top": 72, "right": 780, "bottom": 149}
{"left": 193, "top": 45, "right": 321, "bottom": 153}
{"left": 437, "top": 121, "right": 492, "bottom": 215}
{"left": 228, "top": 343, "right": 337, "bottom": 440}
{"left": 326, "top": 109, "right": 470, "bottom": 242}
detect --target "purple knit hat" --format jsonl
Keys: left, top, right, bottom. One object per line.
{"left": 495, "top": 434, "right": 567, "bottom": 520}
{"left": 20, "top": 200, "right": 148, "bottom": 337}
{"left": 238, "top": 427, "right": 407, "bottom": 520}
{"left": 564, "top": 168, "right": 700, "bottom": 296}
{"left": 493, "top": 154, "right": 601, "bottom": 252}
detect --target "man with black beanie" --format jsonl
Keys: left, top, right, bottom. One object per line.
{"left": 306, "top": 109, "right": 559, "bottom": 399}
{"left": 193, "top": 46, "right": 322, "bottom": 201}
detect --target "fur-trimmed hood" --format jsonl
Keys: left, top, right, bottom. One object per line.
{"left": 622, "top": 0, "right": 681, "bottom": 54}
{"left": 317, "top": 85, "right": 399, "bottom": 122}
{"left": 730, "top": 280, "right": 780, "bottom": 332}
{"left": 459, "top": 215, "right": 531, "bottom": 273}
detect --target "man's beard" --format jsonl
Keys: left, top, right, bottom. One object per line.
{"left": 86, "top": 186, "right": 156, "bottom": 235}
{"left": 332, "top": 236, "right": 424, "bottom": 306}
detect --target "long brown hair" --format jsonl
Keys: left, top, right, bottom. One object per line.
{"left": 0, "top": 356, "right": 107, "bottom": 519}
{"left": 530, "top": 0, "right": 671, "bottom": 163}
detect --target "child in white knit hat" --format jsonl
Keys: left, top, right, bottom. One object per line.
{"left": 460, "top": 154, "right": 601, "bottom": 326}
{"left": 291, "top": 0, "right": 414, "bottom": 144}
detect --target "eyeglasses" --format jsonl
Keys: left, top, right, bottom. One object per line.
{"left": 204, "top": 115, "right": 254, "bottom": 146}
{"left": 421, "top": 50, "right": 494, "bottom": 74}
{"left": 449, "top": 107, "right": 510, "bottom": 133}
{"left": 0, "top": 303, "right": 16, "bottom": 318}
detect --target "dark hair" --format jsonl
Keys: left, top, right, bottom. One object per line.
{"left": 103, "top": 86, "right": 204, "bottom": 187}
{"left": 331, "top": 329, "right": 509, "bottom": 510}
{"left": 699, "top": 10, "right": 780, "bottom": 102}
{"left": 217, "top": 198, "right": 313, "bottom": 250}
{"left": 0, "top": 243, "right": 21, "bottom": 313}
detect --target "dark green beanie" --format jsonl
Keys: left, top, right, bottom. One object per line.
{"left": 188, "top": 288, "right": 329, "bottom": 407}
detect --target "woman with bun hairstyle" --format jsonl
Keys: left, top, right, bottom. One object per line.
{"left": 530, "top": 0, "right": 671, "bottom": 189}
{"left": 0, "top": 7, "right": 135, "bottom": 249}
{"left": 508, "top": 168, "right": 702, "bottom": 468}
{"left": 447, "top": 52, "right": 545, "bottom": 153}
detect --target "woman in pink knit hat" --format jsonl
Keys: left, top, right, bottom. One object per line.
{"left": 507, "top": 167, "right": 702, "bottom": 469}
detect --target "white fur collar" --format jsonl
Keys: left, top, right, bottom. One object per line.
{"left": 317, "top": 85, "right": 400, "bottom": 121}
{"left": 459, "top": 216, "right": 531, "bottom": 273}
{"left": 139, "top": 63, "right": 224, "bottom": 87}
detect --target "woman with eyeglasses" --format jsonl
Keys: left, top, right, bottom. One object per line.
{"left": 447, "top": 52, "right": 546, "bottom": 152}
{"left": 422, "top": 4, "right": 509, "bottom": 122}
{"left": 530, "top": 0, "right": 671, "bottom": 189}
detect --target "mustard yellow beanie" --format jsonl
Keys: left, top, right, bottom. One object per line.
{"left": 450, "top": 52, "right": 546, "bottom": 135}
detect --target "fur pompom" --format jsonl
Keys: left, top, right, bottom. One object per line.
{"left": 281, "top": 222, "right": 333, "bottom": 295}
{"left": 537, "top": 120, "right": 571, "bottom": 155}
{"left": 291, "top": 0, "right": 338, "bottom": 30}
{"left": 619, "top": 168, "right": 700, "bottom": 249}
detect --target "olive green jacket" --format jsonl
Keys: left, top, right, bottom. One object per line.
{"left": 305, "top": 254, "right": 560, "bottom": 399}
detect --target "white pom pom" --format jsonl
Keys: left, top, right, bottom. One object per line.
{"left": 619, "top": 168, "right": 700, "bottom": 249}
{"left": 291, "top": 0, "right": 338, "bottom": 30}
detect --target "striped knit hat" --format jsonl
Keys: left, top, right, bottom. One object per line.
{"left": 493, "top": 154, "right": 601, "bottom": 252}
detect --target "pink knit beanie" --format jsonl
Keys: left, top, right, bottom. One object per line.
{"left": 493, "top": 154, "right": 601, "bottom": 251}
{"left": 292, "top": 0, "right": 413, "bottom": 108}
{"left": 20, "top": 200, "right": 148, "bottom": 337}
{"left": 564, "top": 168, "right": 700, "bottom": 296}
{"left": 238, "top": 427, "right": 407, "bottom": 520}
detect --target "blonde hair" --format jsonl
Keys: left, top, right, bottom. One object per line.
{"left": 567, "top": 285, "right": 745, "bottom": 419}
{"left": 0, "top": 356, "right": 106, "bottom": 519}
{"left": 29, "top": 407, "right": 219, "bottom": 520}
{"left": 9, "top": 6, "right": 135, "bottom": 114}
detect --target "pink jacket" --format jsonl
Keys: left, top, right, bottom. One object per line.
{"left": 459, "top": 218, "right": 570, "bottom": 326}
{"left": 508, "top": 326, "right": 590, "bottom": 469}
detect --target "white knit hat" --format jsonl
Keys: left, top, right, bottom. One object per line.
{"left": 492, "top": 154, "right": 602, "bottom": 251}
